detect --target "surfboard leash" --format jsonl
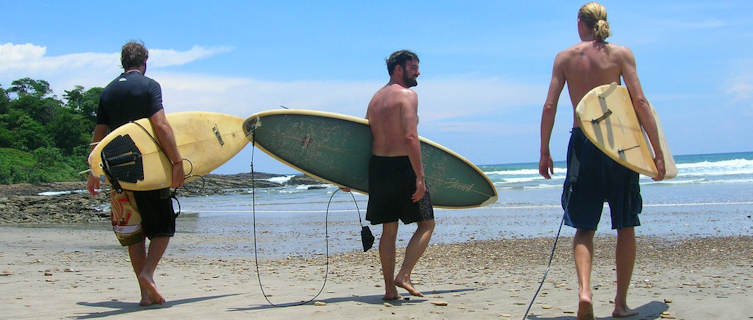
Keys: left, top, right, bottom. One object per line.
{"left": 521, "top": 216, "right": 564, "bottom": 320}
{"left": 522, "top": 146, "right": 579, "bottom": 319}
{"left": 248, "top": 130, "right": 331, "bottom": 307}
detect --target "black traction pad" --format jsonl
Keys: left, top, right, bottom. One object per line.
{"left": 101, "top": 134, "right": 144, "bottom": 183}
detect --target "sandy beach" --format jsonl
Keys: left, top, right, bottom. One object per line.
{"left": 1, "top": 223, "right": 751, "bottom": 320}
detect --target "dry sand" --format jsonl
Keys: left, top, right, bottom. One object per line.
{"left": 1, "top": 225, "right": 751, "bottom": 320}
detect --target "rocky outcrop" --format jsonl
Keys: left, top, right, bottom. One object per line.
{"left": 0, "top": 172, "right": 328, "bottom": 224}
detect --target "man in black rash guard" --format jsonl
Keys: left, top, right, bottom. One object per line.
{"left": 87, "top": 41, "right": 184, "bottom": 306}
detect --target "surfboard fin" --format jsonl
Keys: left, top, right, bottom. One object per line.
{"left": 590, "top": 109, "right": 613, "bottom": 123}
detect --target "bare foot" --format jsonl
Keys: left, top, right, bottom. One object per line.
{"left": 138, "top": 274, "right": 165, "bottom": 305}
{"left": 138, "top": 284, "right": 152, "bottom": 306}
{"left": 577, "top": 299, "right": 594, "bottom": 320}
{"left": 612, "top": 306, "right": 638, "bottom": 318}
{"left": 382, "top": 285, "right": 400, "bottom": 301}
{"left": 395, "top": 278, "right": 423, "bottom": 297}
{"left": 138, "top": 293, "right": 152, "bottom": 306}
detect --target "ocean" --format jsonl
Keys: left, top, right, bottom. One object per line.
{"left": 174, "top": 151, "right": 753, "bottom": 259}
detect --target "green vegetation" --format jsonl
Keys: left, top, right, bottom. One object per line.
{"left": 0, "top": 78, "right": 102, "bottom": 184}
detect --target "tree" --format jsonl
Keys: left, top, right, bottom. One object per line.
{"left": 48, "top": 111, "right": 91, "bottom": 154}
{"left": 8, "top": 78, "right": 52, "bottom": 98}
{"left": 0, "top": 85, "right": 9, "bottom": 114}
{"left": 64, "top": 86, "right": 102, "bottom": 122}
{"left": 0, "top": 78, "right": 102, "bottom": 183}
{"left": 9, "top": 112, "right": 52, "bottom": 151}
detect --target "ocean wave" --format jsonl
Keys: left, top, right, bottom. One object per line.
{"left": 38, "top": 190, "right": 88, "bottom": 196}
{"left": 484, "top": 168, "right": 566, "bottom": 176}
{"left": 676, "top": 159, "right": 753, "bottom": 176}
{"left": 643, "top": 177, "right": 753, "bottom": 185}
{"left": 266, "top": 175, "right": 296, "bottom": 184}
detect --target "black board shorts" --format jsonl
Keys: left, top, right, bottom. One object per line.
{"left": 562, "top": 128, "right": 642, "bottom": 230}
{"left": 366, "top": 155, "right": 434, "bottom": 225}
{"left": 133, "top": 188, "right": 176, "bottom": 239}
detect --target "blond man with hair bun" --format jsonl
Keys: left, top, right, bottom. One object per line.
{"left": 539, "top": 2, "right": 665, "bottom": 319}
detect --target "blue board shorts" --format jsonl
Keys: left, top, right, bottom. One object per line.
{"left": 366, "top": 156, "right": 434, "bottom": 225}
{"left": 562, "top": 128, "right": 642, "bottom": 230}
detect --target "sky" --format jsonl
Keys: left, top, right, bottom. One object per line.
{"left": 1, "top": 1, "right": 752, "bottom": 174}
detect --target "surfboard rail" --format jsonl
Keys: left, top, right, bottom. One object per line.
{"left": 575, "top": 83, "right": 677, "bottom": 179}
{"left": 244, "top": 109, "right": 498, "bottom": 209}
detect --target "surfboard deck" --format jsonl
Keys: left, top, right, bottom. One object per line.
{"left": 89, "top": 112, "right": 248, "bottom": 191}
{"left": 243, "top": 109, "right": 498, "bottom": 208}
{"left": 575, "top": 83, "right": 677, "bottom": 179}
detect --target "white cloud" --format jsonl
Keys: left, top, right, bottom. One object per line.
{"left": 151, "top": 72, "right": 543, "bottom": 127}
{"left": 0, "top": 42, "right": 232, "bottom": 95}
{"left": 149, "top": 45, "right": 232, "bottom": 68}
{"left": 724, "top": 59, "right": 753, "bottom": 111}
{"left": 416, "top": 77, "right": 542, "bottom": 122}
{"left": 0, "top": 42, "right": 544, "bottom": 137}
{"left": 153, "top": 73, "right": 380, "bottom": 117}
{"left": 727, "top": 80, "right": 753, "bottom": 101}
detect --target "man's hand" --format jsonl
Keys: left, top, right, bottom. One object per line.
{"left": 412, "top": 178, "right": 426, "bottom": 203}
{"left": 87, "top": 172, "right": 100, "bottom": 196}
{"left": 539, "top": 153, "right": 554, "bottom": 180}
{"left": 652, "top": 157, "right": 666, "bottom": 181}
{"left": 171, "top": 161, "right": 185, "bottom": 188}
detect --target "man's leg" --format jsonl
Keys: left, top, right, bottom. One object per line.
{"left": 395, "top": 219, "right": 434, "bottom": 297}
{"left": 613, "top": 227, "right": 638, "bottom": 318}
{"left": 137, "top": 237, "right": 170, "bottom": 305}
{"left": 127, "top": 240, "right": 151, "bottom": 306}
{"left": 379, "top": 222, "right": 399, "bottom": 300}
{"left": 574, "top": 229, "right": 595, "bottom": 320}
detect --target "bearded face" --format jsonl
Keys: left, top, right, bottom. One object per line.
{"left": 401, "top": 59, "right": 420, "bottom": 87}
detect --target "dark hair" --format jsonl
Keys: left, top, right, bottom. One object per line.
{"left": 121, "top": 41, "right": 149, "bottom": 70}
{"left": 386, "top": 50, "right": 419, "bottom": 76}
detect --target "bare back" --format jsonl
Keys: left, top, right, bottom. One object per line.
{"left": 557, "top": 41, "right": 628, "bottom": 127}
{"left": 540, "top": 38, "right": 665, "bottom": 180}
{"left": 366, "top": 83, "right": 419, "bottom": 156}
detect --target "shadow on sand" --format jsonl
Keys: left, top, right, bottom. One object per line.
{"left": 527, "top": 300, "right": 669, "bottom": 320}
{"left": 228, "top": 287, "right": 477, "bottom": 312}
{"left": 74, "top": 294, "right": 240, "bottom": 319}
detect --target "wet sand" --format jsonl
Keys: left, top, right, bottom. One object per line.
{"left": 1, "top": 225, "right": 751, "bottom": 319}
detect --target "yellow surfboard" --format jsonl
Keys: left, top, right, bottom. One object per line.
{"left": 575, "top": 83, "right": 677, "bottom": 179}
{"left": 88, "top": 112, "right": 248, "bottom": 191}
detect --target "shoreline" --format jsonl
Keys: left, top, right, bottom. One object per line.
{"left": 0, "top": 173, "right": 322, "bottom": 224}
{"left": 1, "top": 225, "right": 751, "bottom": 319}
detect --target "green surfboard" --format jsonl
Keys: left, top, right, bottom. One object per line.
{"left": 243, "top": 109, "right": 497, "bottom": 208}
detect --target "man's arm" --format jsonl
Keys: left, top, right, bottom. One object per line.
{"left": 400, "top": 90, "right": 425, "bottom": 202}
{"left": 86, "top": 124, "right": 109, "bottom": 195}
{"left": 620, "top": 48, "right": 665, "bottom": 181}
{"left": 539, "top": 53, "right": 566, "bottom": 179}
{"left": 149, "top": 110, "right": 185, "bottom": 188}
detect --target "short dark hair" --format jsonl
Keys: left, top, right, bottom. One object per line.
{"left": 386, "top": 50, "right": 419, "bottom": 76}
{"left": 121, "top": 41, "right": 149, "bottom": 70}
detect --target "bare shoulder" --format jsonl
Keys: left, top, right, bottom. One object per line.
{"left": 609, "top": 43, "right": 635, "bottom": 60}
{"left": 554, "top": 43, "right": 583, "bottom": 66}
{"left": 386, "top": 84, "right": 417, "bottom": 103}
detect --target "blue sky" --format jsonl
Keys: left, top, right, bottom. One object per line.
{"left": 1, "top": 1, "right": 752, "bottom": 174}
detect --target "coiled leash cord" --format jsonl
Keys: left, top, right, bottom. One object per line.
{"left": 248, "top": 132, "right": 364, "bottom": 307}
